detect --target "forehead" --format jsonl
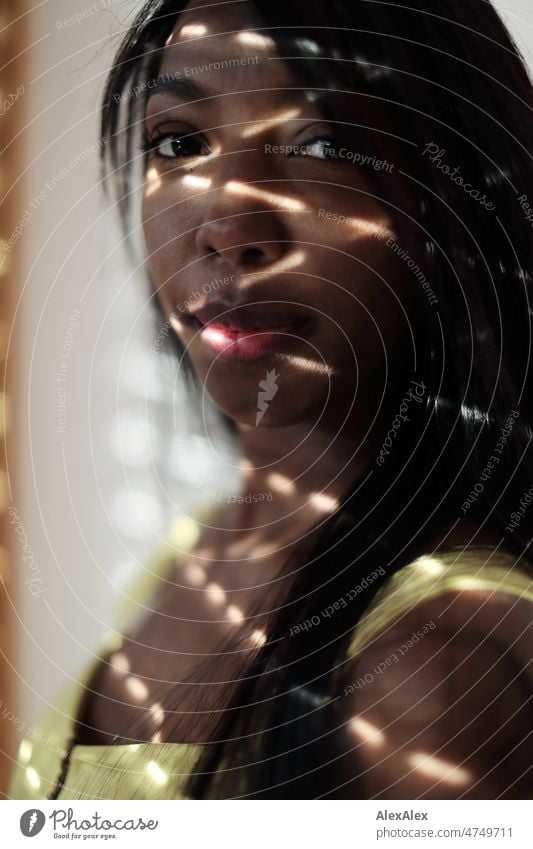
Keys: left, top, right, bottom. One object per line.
{"left": 154, "top": 0, "right": 293, "bottom": 100}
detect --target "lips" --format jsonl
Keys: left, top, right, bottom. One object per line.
{"left": 189, "top": 300, "right": 311, "bottom": 331}
{"left": 187, "top": 299, "right": 313, "bottom": 360}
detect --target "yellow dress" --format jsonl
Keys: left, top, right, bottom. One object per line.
{"left": 9, "top": 513, "right": 533, "bottom": 800}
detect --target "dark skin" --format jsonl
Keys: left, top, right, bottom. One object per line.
{"left": 78, "top": 1, "right": 531, "bottom": 798}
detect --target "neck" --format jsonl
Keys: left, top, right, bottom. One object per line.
{"left": 228, "top": 414, "right": 373, "bottom": 536}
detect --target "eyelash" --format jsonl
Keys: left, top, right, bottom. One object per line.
{"left": 138, "top": 128, "right": 209, "bottom": 162}
{"left": 139, "top": 129, "right": 343, "bottom": 163}
{"left": 287, "top": 138, "right": 341, "bottom": 160}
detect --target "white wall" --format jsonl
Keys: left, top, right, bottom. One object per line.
{"left": 15, "top": 0, "right": 237, "bottom": 726}
{"left": 497, "top": 0, "right": 533, "bottom": 64}
{"left": 13, "top": 0, "right": 533, "bottom": 725}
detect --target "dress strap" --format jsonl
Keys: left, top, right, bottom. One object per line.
{"left": 346, "top": 545, "right": 533, "bottom": 660}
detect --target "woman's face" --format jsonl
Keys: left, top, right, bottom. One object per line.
{"left": 142, "top": 0, "right": 420, "bottom": 430}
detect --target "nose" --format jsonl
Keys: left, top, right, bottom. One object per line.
{"left": 195, "top": 181, "right": 291, "bottom": 270}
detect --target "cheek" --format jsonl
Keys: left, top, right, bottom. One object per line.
{"left": 141, "top": 189, "right": 195, "bottom": 286}
{"left": 320, "top": 233, "right": 421, "bottom": 370}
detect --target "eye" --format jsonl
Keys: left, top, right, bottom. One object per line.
{"left": 139, "top": 129, "right": 210, "bottom": 161}
{"left": 287, "top": 138, "right": 341, "bottom": 161}
{"left": 306, "top": 139, "right": 341, "bottom": 160}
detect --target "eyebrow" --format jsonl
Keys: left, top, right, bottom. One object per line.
{"left": 146, "top": 75, "right": 315, "bottom": 106}
{"left": 147, "top": 75, "right": 209, "bottom": 103}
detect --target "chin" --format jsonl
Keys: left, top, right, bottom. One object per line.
{"left": 193, "top": 352, "right": 333, "bottom": 428}
{"left": 208, "top": 390, "right": 322, "bottom": 430}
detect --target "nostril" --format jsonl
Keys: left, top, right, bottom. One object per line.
{"left": 201, "top": 243, "right": 271, "bottom": 266}
{"left": 205, "top": 245, "right": 220, "bottom": 258}
{"left": 241, "top": 247, "right": 265, "bottom": 266}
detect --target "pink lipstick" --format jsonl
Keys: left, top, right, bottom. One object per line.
{"left": 188, "top": 300, "right": 313, "bottom": 360}
{"left": 199, "top": 322, "right": 304, "bottom": 360}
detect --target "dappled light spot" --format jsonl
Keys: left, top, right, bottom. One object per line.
{"left": 183, "top": 562, "right": 207, "bottom": 587}
{"left": 236, "top": 32, "right": 276, "bottom": 50}
{"left": 150, "top": 702, "right": 165, "bottom": 727}
{"left": 145, "top": 166, "right": 162, "bottom": 198}
{"left": 249, "top": 628, "right": 267, "bottom": 647}
{"left": 251, "top": 542, "right": 279, "bottom": 559}
{"left": 206, "top": 581, "right": 226, "bottom": 606}
{"left": 167, "top": 516, "right": 200, "bottom": 549}
{"left": 349, "top": 716, "right": 386, "bottom": 748}
{"left": 26, "top": 767, "right": 41, "bottom": 791}
{"left": 414, "top": 556, "right": 445, "bottom": 576}
{"left": 241, "top": 107, "right": 302, "bottom": 138}
{"left": 19, "top": 739, "right": 32, "bottom": 764}
{"left": 179, "top": 24, "right": 208, "bottom": 40}
{"left": 345, "top": 216, "right": 396, "bottom": 241}
{"left": 147, "top": 759, "right": 168, "bottom": 785}
{"left": 182, "top": 174, "right": 212, "bottom": 190}
{"left": 309, "top": 491, "right": 339, "bottom": 513}
{"left": 226, "top": 604, "right": 245, "bottom": 623}
{"left": 110, "top": 652, "right": 130, "bottom": 676}
{"left": 295, "top": 38, "right": 322, "bottom": 55}
{"left": 227, "top": 532, "right": 261, "bottom": 558}
{"left": 407, "top": 752, "right": 473, "bottom": 787}
{"left": 125, "top": 676, "right": 150, "bottom": 703}
{"left": 267, "top": 472, "right": 296, "bottom": 494}
{"left": 225, "top": 181, "right": 307, "bottom": 212}
{"left": 281, "top": 354, "right": 334, "bottom": 376}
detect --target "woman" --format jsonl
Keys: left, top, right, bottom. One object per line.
{"left": 11, "top": 0, "right": 533, "bottom": 799}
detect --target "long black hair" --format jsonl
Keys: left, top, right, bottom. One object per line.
{"left": 99, "top": 0, "right": 533, "bottom": 797}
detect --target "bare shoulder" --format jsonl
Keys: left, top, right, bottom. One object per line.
{"left": 333, "top": 547, "right": 533, "bottom": 799}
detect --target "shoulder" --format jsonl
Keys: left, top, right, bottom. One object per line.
{"left": 333, "top": 546, "right": 533, "bottom": 799}
{"left": 344, "top": 544, "right": 533, "bottom": 657}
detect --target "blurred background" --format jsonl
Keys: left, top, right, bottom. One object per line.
{"left": 1, "top": 0, "right": 532, "bottom": 795}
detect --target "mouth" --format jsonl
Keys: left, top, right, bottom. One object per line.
{"left": 186, "top": 302, "right": 314, "bottom": 360}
